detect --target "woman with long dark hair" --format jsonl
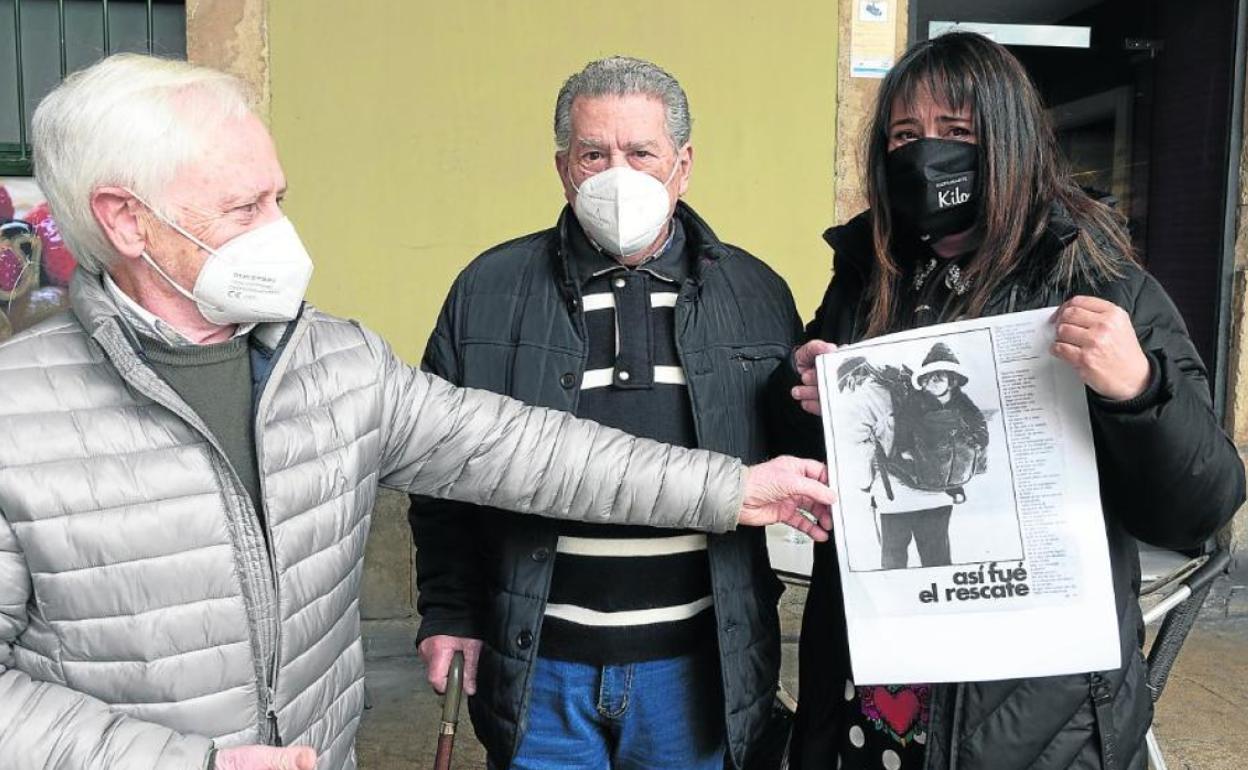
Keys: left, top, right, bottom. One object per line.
{"left": 784, "top": 32, "right": 1244, "bottom": 769}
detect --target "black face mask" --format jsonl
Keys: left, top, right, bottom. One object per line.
{"left": 885, "top": 138, "right": 980, "bottom": 242}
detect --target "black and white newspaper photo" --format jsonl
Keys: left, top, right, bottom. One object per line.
{"left": 816, "top": 307, "right": 1120, "bottom": 684}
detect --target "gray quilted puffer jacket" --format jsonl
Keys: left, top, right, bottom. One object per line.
{"left": 0, "top": 272, "right": 745, "bottom": 770}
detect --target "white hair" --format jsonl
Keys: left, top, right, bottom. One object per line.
{"left": 32, "top": 53, "right": 253, "bottom": 275}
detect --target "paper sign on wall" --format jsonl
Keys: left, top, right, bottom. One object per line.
{"left": 851, "top": 0, "right": 898, "bottom": 78}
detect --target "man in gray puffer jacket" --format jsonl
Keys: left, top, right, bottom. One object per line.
{"left": 0, "top": 55, "right": 834, "bottom": 770}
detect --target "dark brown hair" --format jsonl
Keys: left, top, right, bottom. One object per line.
{"left": 862, "top": 32, "right": 1133, "bottom": 336}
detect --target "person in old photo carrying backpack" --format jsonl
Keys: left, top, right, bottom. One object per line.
{"left": 896, "top": 341, "right": 988, "bottom": 505}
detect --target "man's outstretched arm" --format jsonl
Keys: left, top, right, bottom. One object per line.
{"left": 373, "top": 334, "right": 834, "bottom": 540}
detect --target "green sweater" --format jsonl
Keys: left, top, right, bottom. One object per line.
{"left": 140, "top": 335, "right": 264, "bottom": 524}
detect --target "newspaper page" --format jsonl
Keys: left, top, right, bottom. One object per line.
{"left": 815, "top": 307, "right": 1120, "bottom": 684}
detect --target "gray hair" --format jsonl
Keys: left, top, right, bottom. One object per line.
{"left": 32, "top": 53, "right": 253, "bottom": 275}
{"left": 554, "top": 56, "right": 691, "bottom": 153}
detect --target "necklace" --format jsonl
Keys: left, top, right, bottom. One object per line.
{"left": 912, "top": 258, "right": 939, "bottom": 291}
{"left": 945, "top": 264, "right": 971, "bottom": 296}
{"left": 912, "top": 257, "right": 971, "bottom": 296}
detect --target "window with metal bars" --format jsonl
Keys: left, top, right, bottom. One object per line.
{"left": 0, "top": 0, "right": 187, "bottom": 175}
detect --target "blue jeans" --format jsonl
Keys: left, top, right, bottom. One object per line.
{"left": 499, "top": 653, "right": 726, "bottom": 770}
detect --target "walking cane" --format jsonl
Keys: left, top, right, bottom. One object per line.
{"left": 433, "top": 651, "right": 465, "bottom": 770}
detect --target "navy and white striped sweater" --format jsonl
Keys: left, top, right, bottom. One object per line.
{"left": 539, "top": 220, "right": 715, "bottom": 664}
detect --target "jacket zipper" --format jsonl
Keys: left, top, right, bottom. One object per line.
{"left": 250, "top": 316, "right": 310, "bottom": 746}
{"left": 672, "top": 275, "right": 740, "bottom": 764}
{"left": 264, "top": 689, "right": 279, "bottom": 743}
{"left": 728, "top": 352, "right": 776, "bottom": 371}
{"left": 93, "top": 321, "right": 282, "bottom": 745}
{"left": 673, "top": 279, "right": 707, "bottom": 455}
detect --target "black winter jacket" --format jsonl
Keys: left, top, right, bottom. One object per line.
{"left": 786, "top": 209, "right": 1245, "bottom": 770}
{"left": 410, "top": 202, "right": 802, "bottom": 769}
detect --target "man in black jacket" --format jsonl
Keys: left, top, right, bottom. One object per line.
{"left": 409, "top": 56, "right": 802, "bottom": 770}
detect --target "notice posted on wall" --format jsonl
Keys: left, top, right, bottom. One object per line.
{"left": 816, "top": 308, "right": 1119, "bottom": 684}
{"left": 850, "top": 0, "right": 898, "bottom": 78}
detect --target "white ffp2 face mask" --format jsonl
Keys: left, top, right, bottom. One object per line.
{"left": 130, "top": 190, "right": 314, "bottom": 325}
{"left": 570, "top": 158, "right": 681, "bottom": 258}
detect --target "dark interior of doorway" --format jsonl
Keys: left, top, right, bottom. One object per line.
{"left": 914, "top": 0, "right": 1243, "bottom": 399}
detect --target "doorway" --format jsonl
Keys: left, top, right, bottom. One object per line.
{"left": 913, "top": 0, "right": 1245, "bottom": 409}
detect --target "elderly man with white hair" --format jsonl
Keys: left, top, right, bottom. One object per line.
{"left": 0, "top": 54, "right": 834, "bottom": 770}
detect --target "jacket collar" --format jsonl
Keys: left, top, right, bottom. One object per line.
{"left": 553, "top": 200, "right": 732, "bottom": 306}
{"left": 821, "top": 202, "right": 1083, "bottom": 288}
{"left": 821, "top": 211, "right": 875, "bottom": 283}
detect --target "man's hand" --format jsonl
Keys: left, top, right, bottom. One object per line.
{"left": 214, "top": 745, "right": 317, "bottom": 770}
{"left": 791, "top": 340, "right": 838, "bottom": 416}
{"left": 419, "top": 635, "right": 483, "bottom": 696}
{"left": 1051, "top": 296, "right": 1150, "bottom": 401}
{"left": 740, "top": 456, "right": 835, "bottom": 541}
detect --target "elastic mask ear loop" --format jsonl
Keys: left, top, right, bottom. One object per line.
{"left": 662, "top": 150, "right": 683, "bottom": 187}
{"left": 124, "top": 187, "right": 224, "bottom": 314}
{"left": 138, "top": 249, "right": 205, "bottom": 307}
{"left": 123, "top": 187, "right": 219, "bottom": 256}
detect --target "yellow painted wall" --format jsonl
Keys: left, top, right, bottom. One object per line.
{"left": 268, "top": 1, "right": 838, "bottom": 363}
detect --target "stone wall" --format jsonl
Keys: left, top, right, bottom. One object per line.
{"left": 185, "top": 0, "right": 270, "bottom": 118}
{"left": 360, "top": 490, "right": 417, "bottom": 622}
{"left": 1219, "top": 71, "right": 1248, "bottom": 587}
{"left": 832, "top": 0, "right": 909, "bottom": 223}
